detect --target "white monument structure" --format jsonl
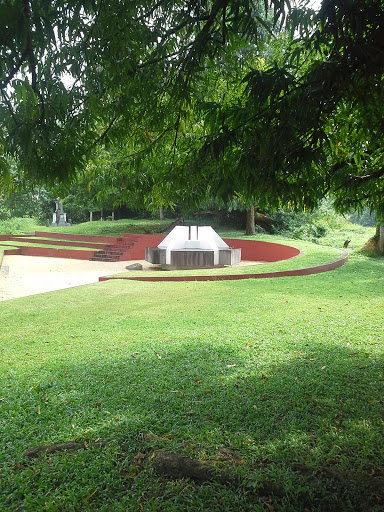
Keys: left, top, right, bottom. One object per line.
{"left": 145, "top": 225, "right": 241, "bottom": 270}
{"left": 52, "top": 198, "right": 71, "bottom": 227}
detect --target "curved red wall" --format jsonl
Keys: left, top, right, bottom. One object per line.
{"left": 122, "top": 235, "right": 301, "bottom": 262}
{"left": 223, "top": 239, "right": 300, "bottom": 262}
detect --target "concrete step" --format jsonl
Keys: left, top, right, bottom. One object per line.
{"left": 88, "top": 235, "right": 141, "bottom": 262}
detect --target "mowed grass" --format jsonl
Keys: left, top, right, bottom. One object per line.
{"left": 0, "top": 218, "right": 173, "bottom": 237}
{"left": 1, "top": 250, "right": 384, "bottom": 511}
{"left": 44, "top": 218, "right": 172, "bottom": 237}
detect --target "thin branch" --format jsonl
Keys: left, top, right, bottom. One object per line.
{"left": 171, "top": 111, "right": 181, "bottom": 169}
{"left": 1, "top": 90, "right": 19, "bottom": 125}
{"left": 0, "top": 49, "right": 28, "bottom": 91}
{"left": 331, "top": 164, "right": 384, "bottom": 195}
{"left": 136, "top": 0, "right": 167, "bottom": 22}
{"left": 182, "top": 0, "right": 228, "bottom": 70}
{"left": 136, "top": 43, "right": 194, "bottom": 72}
{"left": 64, "top": 0, "right": 105, "bottom": 95}
{"left": 22, "top": 0, "right": 38, "bottom": 91}
{"left": 82, "top": 0, "right": 104, "bottom": 49}
{"left": 350, "top": 166, "right": 384, "bottom": 184}
{"left": 93, "top": 115, "right": 118, "bottom": 146}
{"left": 160, "top": 14, "right": 210, "bottom": 43}
{"left": 120, "top": 126, "right": 174, "bottom": 163}
{"left": 222, "top": 1, "right": 227, "bottom": 44}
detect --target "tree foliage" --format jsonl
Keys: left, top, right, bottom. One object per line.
{"left": 187, "top": 0, "right": 384, "bottom": 217}
{"left": 1, "top": 1, "right": 384, "bottom": 218}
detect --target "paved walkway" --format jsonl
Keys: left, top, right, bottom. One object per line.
{"left": 0, "top": 255, "right": 147, "bottom": 301}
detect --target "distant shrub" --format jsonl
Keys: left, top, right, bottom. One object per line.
{"left": 0, "top": 217, "right": 40, "bottom": 234}
{"left": 292, "top": 223, "right": 327, "bottom": 242}
{"left": 348, "top": 209, "right": 376, "bottom": 227}
{"left": 269, "top": 208, "right": 328, "bottom": 242}
{"left": 0, "top": 204, "right": 11, "bottom": 221}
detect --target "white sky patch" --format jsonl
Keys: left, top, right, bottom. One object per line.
{"left": 61, "top": 73, "right": 77, "bottom": 88}
{"left": 307, "top": 0, "right": 322, "bottom": 11}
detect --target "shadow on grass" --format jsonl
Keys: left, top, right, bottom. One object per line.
{"left": 1, "top": 253, "right": 383, "bottom": 510}
{"left": 2, "top": 336, "right": 384, "bottom": 511}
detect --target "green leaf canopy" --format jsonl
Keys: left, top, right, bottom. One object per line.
{"left": 1, "top": 1, "right": 384, "bottom": 217}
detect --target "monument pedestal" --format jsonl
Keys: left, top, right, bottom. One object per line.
{"left": 145, "top": 226, "right": 241, "bottom": 270}
{"left": 52, "top": 198, "right": 71, "bottom": 227}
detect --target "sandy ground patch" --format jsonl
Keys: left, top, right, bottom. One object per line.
{"left": 0, "top": 255, "right": 153, "bottom": 302}
{"left": 0, "top": 255, "right": 260, "bottom": 302}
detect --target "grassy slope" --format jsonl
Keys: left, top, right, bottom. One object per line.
{"left": 0, "top": 218, "right": 172, "bottom": 237}
{"left": 38, "top": 219, "right": 172, "bottom": 237}
{"left": 1, "top": 246, "right": 383, "bottom": 510}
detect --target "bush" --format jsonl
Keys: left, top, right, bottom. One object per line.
{"left": 270, "top": 208, "right": 328, "bottom": 242}
{"left": 0, "top": 217, "right": 41, "bottom": 234}
{"left": 348, "top": 208, "right": 376, "bottom": 227}
{"left": 0, "top": 200, "right": 11, "bottom": 220}
{"left": 291, "top": 223, "right": 327, "bottom": 242}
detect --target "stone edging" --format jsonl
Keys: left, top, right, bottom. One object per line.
{"left": 98, "top": 250, "right": 349, "bottom": 283}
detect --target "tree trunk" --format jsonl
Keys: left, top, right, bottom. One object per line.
{"left": 245, "top": 207, "right": 255, "bottom": 236}
{"left": 89, "top": 211, "right": 93, "bottom": 222}
{"left": 112, "top": 211, "right": 115, "bottom": 221}
{"left": 159, "top": 206, "right": 164, "bottom": 220}
{"left": 378, "top": 224, "right": 384, "bottom": 255}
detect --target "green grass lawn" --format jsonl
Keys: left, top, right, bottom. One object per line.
{"left": 0, "top": 217, "right": 173, "bottom": 237}
{"left": 1, "top": 244, "right": 383, "bottom": 510}
{"left": 40, "top": 218, "right": 173, "bottom": 237}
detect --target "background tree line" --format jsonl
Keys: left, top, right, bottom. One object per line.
{"left": 0, "top": 1, "right": 383, "bottom": 251}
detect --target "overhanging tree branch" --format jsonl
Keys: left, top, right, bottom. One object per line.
{"left": 1, "top": 90, "right": 18, "bottom": 125}
{"left": 136, "top": 0, "right": 168, "bottom": 22}
{"left": 0, "top": 50, "right": 28, "bottom": 91}
{"left": 351, "top": 167, "right": 384, "bottom": 184}
{"left": 93, "top": 116, "right": 118, "bottom": 146}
